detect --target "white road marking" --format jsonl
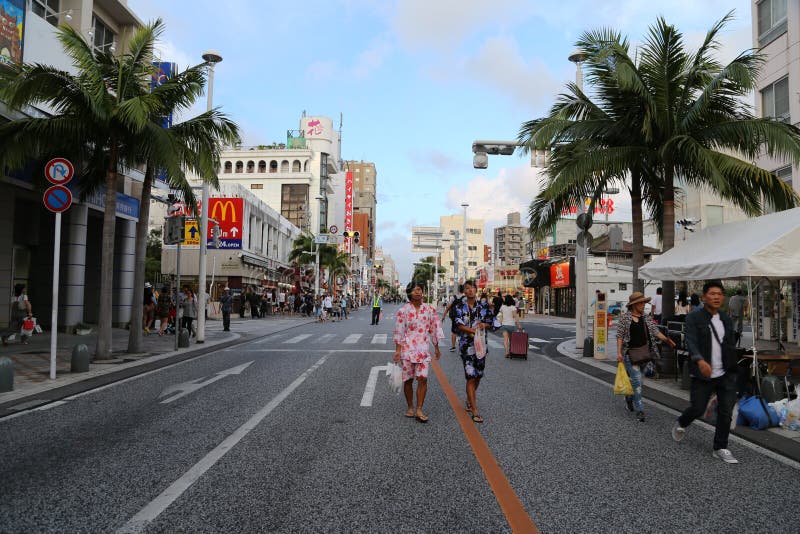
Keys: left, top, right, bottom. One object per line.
{"left": 371, "top": 334, "right": 388, "bottom": 344}
{"left": 529, "top": 337, "right": 549, "bottom": 343}
{"left": 283, "top": 334, "right": 312, "bottom": 344}
{"left": 118, "top": 354, "right": 330, "bottom": 533}
{"left": 360, "top": 365, "right": 389, "bottom": 407}
{"left": 313, "top": 333, "right": 336, "bottom": 344}
{"left": 343, "top": 334, "right": 362, "bottom": 344}
{"left": 159, "top": 362, "right": 254, "bottom": 404}
{"left": 253, "top": 349, "right": 394, "bottom": 353}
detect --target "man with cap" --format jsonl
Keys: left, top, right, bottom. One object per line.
{"left": 220, "top": 287, "right": 233, "bottom": 331}
{"left": 616, "top": 292, "right": 676, "bottom": 422}
{"left": 393, "top": 281, "right": 444, "bottom": 422}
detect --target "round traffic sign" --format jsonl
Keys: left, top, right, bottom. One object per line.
{"left": 45, "top": 158, "right": 74, "bottom": 185}
{"left": 329, "top": 225, "right": 338, "bottom": 234}
{"left": 43, "top": 185, "right": 73, "bottom": 213}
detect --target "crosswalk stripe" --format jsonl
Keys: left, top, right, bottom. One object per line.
{"left": 487, "top": 338, "right": 504, "bottom": 349}
{"left": 284, "top": 334, "right": 312, "bottom": 344}
{"left": 529, "top": 337, "right": 548, "bottom": 343}
{"left": 343, "top": 334, "right": 362, "bottom": 344}
{"left": 313, "top": 333, "right": 336, "bottom": 344}
{"left": 371, "top": 333, "right": 388, "bottom": 344}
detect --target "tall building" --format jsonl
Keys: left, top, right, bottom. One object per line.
{"left": 439, "top": 213, "right": 485, "bottom": 287}
{"left": 1, "top": 0, "right": 146, "bottom": 329}
{"left": 493, "top": 212, "right": 526, "bottom": 266}
{"left": 345, "top": 160, "right": 377, "bottom": 259}
{"left": 217, "top": 115, "right": 342, "bottom": 236}
{"left": 752, "top": 0, "right": 798, "bottom": 196}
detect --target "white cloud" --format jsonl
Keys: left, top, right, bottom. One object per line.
{"left": 352, "top": 39, "right": 393, "bottom": 79}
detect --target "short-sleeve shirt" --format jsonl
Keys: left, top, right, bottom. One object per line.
{"left": 455, "top": 299, "right": 494, "bottom": 354}
{"left": 393, "top": 303, "right": 444, "bottom": 363}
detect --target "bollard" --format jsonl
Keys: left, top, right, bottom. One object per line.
{"left": 582, "top": 336, "right": 594, "bottom": 358}
{"left": 71, "top": 344, "right": 91, "bottom": 373}
{"left": 178, "top": 328, "right": 190, "bottom": 348}
{"left": 0, "top": 356, "right": 13, "bottom": 392}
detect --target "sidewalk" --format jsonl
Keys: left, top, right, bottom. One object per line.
{"left": 549, "top": 318, "right": 800, "bottom": 463}
{"left": 0, "top": 313, "right": 316, "bottom": 415}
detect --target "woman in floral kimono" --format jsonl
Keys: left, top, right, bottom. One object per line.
{"left": 393, "top": 281, "right": 444, "bottom": 423}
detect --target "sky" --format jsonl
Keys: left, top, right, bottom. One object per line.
{"left": 128, "top": 0, "right": 753, "bottom": 282}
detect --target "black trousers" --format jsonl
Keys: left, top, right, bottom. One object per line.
{"left": 222, "top": 310, "right": 231, "bottom": 331}
{"left": 371, "top": 307, "right": 381, "bottom": 325}
{"left": 678, "top": 372, "right": 737, "bottom": 450}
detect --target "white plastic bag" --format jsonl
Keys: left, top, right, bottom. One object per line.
{"left": 474, "top": 331, "right": 486, "bottom": 358}
{"left": 386, "top": 362, "right": 402, "bottom": 394}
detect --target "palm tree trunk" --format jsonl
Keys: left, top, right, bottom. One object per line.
{"left": 95, "top": 147, "right": 119, "bottom": 360}
{"left": 127, "top": 163, "right": 153, "bottom": 353}
{"left": 661, "top": 165, "right": 676, "bottom": 321}
{"left": 630, "top": 172, "right": 645, "bottom": 293}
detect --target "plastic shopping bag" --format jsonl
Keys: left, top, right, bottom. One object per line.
{"left": 613, "top": 362, "right": 634, "bottom": 396}
{"left": 474, "top": 332, "right": 487, "bottom": 358}
{"left": 386, "top": 363, "right": 402, "bottom": 394}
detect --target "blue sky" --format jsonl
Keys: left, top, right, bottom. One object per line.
{"left": 128, "top": 0, "right": 752, "bottom": 282}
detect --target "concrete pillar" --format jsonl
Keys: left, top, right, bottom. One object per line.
{"left": 113, "top": 218, "right": 136, "bottom": 327}
{"left": 63, "top": 204, "right": 88, "bottom": 328}
{"left": 0, "top": 191, "right": 14, "bottom": 327}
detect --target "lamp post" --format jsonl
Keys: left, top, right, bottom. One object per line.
{"left": 196, "top": 49, "right": 222, "bottom": 344}
{"left": 569, "top": 49, "right": 589, "bottom": 350}
{"left": 461, "top": 203, "right": 469, "bottom": 282}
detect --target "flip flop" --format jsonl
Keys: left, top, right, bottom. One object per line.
{"left": 415, "top": 413, "right": 429, "bottom": 423}
{"left": 404, "top": 410, "right": 416, "bottom": 418}
{"left": 472, "top": 414, "right": 484, "bottom": 423}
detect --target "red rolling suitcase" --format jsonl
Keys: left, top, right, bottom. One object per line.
{"left": 509, "top": 330, "right": 529, "bottom": 359}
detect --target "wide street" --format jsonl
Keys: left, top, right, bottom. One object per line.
{"left": 2, "top": 304, "right": 799, "bottom": 533}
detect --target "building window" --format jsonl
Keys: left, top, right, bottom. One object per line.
{"left": 269, "top": 160, "right": 278, "bottom": 173}
{"left": 250, "top": 184, "right": 263, "bottom": 190}
{"left": 774, "top": 165, "right": 792, "bottom": 187}
{"left": 281, "top": 184, "right": 309, "bottom": 230}
{"left": 468, "top": 261, "right": 477, "bottom": 267}
{"left": 619, "top": 283, "right": 627, "bottom": 291}
{"left": 246, "top": 161, "right": 254, "bottom": 173}
{"left": 758, "top": 0, "right": 787, "bottom": 43}
{"left": 304, "top": 160, "right": 309, "bottom": 172}
{"left": 32, "top": 0, "right": 60, "bottom": 26}
{"left": 292, "top": 160, "right": 301, "bottom": 172}
{"left": 258, "top": 160, "right": 266, "bottom": 173}
{"left": 468, "top": 245, "right": 477, "bottom": 251}
{"left": 762, "top": 76, "right": 789, "bottom": 123}
{"left": 223, "top": 161, "right": 232, "bottom": 173}
{"left": 92, "top": 15, "right": 115, "bottom": 53}
{"left": 235, "top": 161, "right": 243, "bottom": 173}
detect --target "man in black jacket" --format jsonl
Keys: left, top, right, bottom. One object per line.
{"left": 671, "top": 280, "right": 740, "bottom": 464}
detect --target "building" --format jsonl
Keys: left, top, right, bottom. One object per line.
{"left": 344, "top": 160, "right": 377, "bottom": 259}
{"left": 439, "top": 213, "right": 485, "bottom": 289}
{"left": 1, "top": 0, "right": 146, "bottom": 329}
{"left": 493, "top": 212, "right": 526, "bottom": 266}
{"left": 160, "top": 184, "right": 300, "bottom": 297}
{"left": 753, "top": 0, "right": 797, "bottom": 196}
{"left": 216, "top": 115, "right": 341, "bottom": 237}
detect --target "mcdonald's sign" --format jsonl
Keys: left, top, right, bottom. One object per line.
{"left": 207, "top": 197, "right": 243, "bottom": 249}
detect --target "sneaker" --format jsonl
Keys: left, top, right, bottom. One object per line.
{"left": 636, "top": 411, "right": 645, "bottom": 422}
{"left": 449, "top": 347, "right": 455, "bottom": 352}
{"left": 625, "top": 398, "right": 633, "bottom": 413}
{"left": 671, "top": 421, "right": 686, "bottom": 442}
{"left": 712, "top": 448, "right": 739, "bottom": 464}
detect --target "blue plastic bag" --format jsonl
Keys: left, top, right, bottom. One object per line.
{"left": 736, "top": 395, "right": 779, "bottom": 430}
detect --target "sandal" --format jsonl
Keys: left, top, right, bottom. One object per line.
{"left": 404, "top": 409, "right": 416, "bottom": 418}
{"left": 471, "top": 414, "right": 484, "bottom": 424}
{"left": 415, "top": 412, "right": 429, "bottom": 423}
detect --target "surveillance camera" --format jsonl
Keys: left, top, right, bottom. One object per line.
{"left": 473, "top": 153, "right": 488, "bottom": 169}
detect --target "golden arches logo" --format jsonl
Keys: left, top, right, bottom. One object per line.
{"left": 211, "top": 200, "right": 237, "bottom": 222}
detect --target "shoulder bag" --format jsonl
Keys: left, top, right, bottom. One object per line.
{"left": 628, "top": 319, "right": 655, "bottom": 365}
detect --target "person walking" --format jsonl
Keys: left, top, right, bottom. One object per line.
{"left": 219, "top": 287, "right": 233, "bottom": 331}
{"left": 652, "top": 287, "right": 663, "bottom": 324}
{"left": 3, "top": 283, "right": 32, "bottom": 345}
{"left": 180, "top": 286, "right": 197, "bottom": 337}
{"left": 616, "top": 292, "right": 676, "bottom": 422}
{"left": 393, "top": 281, "right": 444, "bottom": 423}
{"left": 442, "top": 287, "right": 464, "bottom": 352}
{"left": 727, "top": 289, "right": 747, "bottom": 346}
{"left": 455, "top": 280, "right": 494, "bottom": 424}
{"left": 370, "top": 292, "right": 383, "bottom": 325}
{"left": 143, "top": 283, "right": 156, "bottom": 335}
{"left": 672, "top": 281, "right": 741, "bottom": 464}
{"left": 156, "top": 285, "right": 172, "bottom": 336}
{"left": 497, "top": 294, "right": 522, "bottom": 358}
{"left": 516, "top": 294, "right": 526, "bottom": 319}
{"left": 492, "top": 290, "right": 503, "bottom": 316}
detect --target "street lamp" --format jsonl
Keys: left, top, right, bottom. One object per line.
{"left": 312, "top": 195, "right": 324, "bottom": 297}
{"left": 461, "top": 203, "right": 469, "bottom": 282}
{"left": 196, "top": 49, "right": 222, "bottom": 344}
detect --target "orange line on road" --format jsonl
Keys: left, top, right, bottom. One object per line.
{"left": 431, "top": 359, "right": 539, "bottom": 534}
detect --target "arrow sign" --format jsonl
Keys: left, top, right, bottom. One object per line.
{"left": 159, "top": 361, "right": 254, "bottom": 404}
{"left": 189, "top": 225, "right": 199, "bottom": 239}
{"left": 230, "top": 227, "right": 239, "bottom": 237}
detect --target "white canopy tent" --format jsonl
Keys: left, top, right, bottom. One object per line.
{"left": 638, "top": 207, "right": 800, "bottom": 281}
{"left": 639, "top": 207, "right": 800, "bottom": 388}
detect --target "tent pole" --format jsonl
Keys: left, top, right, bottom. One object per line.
{"left": 748, "top": 277, "right": 760, "bottom": 394}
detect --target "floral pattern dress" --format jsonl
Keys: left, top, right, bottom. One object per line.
{"left": 393, "top": 302, "right": 444, "bottom": 381}
{"left": 455, "top": 299, "right": 494, "bottom": 378}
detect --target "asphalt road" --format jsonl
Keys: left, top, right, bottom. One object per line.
{"left": 1, "top": 304, "right": 798, "bottom": 533}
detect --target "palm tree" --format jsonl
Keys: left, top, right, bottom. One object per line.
{"left": 288, "top": 233, "right": 337, "bottom": 291}
{"left": 325, "top": 250, "right": 351, "bottom": 293}
{"left": 521, "top": 12, "right": 800, "bottom": 320}
{"left": 127, "top": 66, "right": 241, "bottom": 353}
{"left": 0, "top": 20, "right": 189, "bottom": 359}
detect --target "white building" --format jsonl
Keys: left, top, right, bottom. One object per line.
{"left": 439, "top": 213, "right": 485, "bottom": 286}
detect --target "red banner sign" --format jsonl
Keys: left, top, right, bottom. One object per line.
{"left": 550, "top": 262, "right": 571, "bottom": 288}
{"left": 344, "top": 171, "right": 353, "bottom": 252}
{"left": 207, "top": 197, "right": 243, "bottom": 243}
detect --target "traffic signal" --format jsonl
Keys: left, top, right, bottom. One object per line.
{"left": 343, "top": 230, "right": 360, "bottom": 243}
{"left": 164, "top": 216, "right": 185, "bottom": 244}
